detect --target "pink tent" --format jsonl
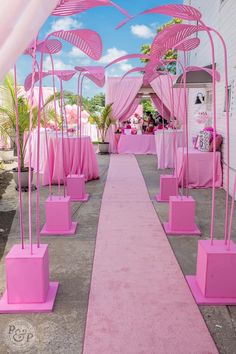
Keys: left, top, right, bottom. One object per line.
{"left": 105, "top": 75, "right": 184, "bottom": 152}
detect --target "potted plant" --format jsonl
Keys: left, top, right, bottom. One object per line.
{"left": 90, "top": 103, "right": 116, "bottom": 154}
{"left": 0, "top": 74, "right": 56, "bottom": 190}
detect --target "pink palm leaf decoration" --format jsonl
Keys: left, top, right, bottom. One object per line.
{"left": 74, "top": 66, "right": 105, "bottom": 87}
{"left": 150, "top": 24, "right": 205, "bottom": 60}
{"left": 48, "top": 69, "right": 78, "bottom": 81}
{"left": 24, "top": 39, "right": 62, "bottom": 55}
{"left": 174, "top": 37, "right": 200, "bottom": 52}
{"left": 24, "top": 72, "right": 51, "bottom": 91}
{"left": 52, "top": 0, "right": 130, "bottom": 18}
{"left": 143, "top": 61, "right": 161, "bottom": 85}
{"left": 116, "top": 4, "right": 202, "bottom": 29}
{"left": 24, "top": 70, "right": 77, "bottom": 91}
{"left": 105, "top": 53, "right": 150, "bottom": 68}
{"left": 49, "top": 29, "right": 103, "bottom": 60}
{"left": 141, "top": 4, "right": 202, "bottom": 21}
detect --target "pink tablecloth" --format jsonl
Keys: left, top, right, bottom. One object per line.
{"left": 176, "top": 147, "right": 222, "bottom": 188}
{"left": 155, "top": 130, "right": 183, "bottom": 169}
{"left": 25, "top": 131, "right": 99, "bottom": 185}
{"left": 117, "top": 134, "right": 156, "bottom": 154}
{"left": 42, "top": 135, "right": 99, "bottom": 185}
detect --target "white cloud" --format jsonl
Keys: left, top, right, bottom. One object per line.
{"left": 99, "top": 47, "right": 127, "bottom": 65}
{"left": 49, "top": 17, "right": 82, "bottom": 33}
{"left": 98, "top": 47, "right": 133, "bottom": 74}
{"left": 131, "top": 24, "right": 155, "bottom": 39}
{"left": 68, "top": 47, "right": 95, "bottom": 66}
{"left": 43, "top": 57, "right": 72, "bottom": 71}
{"left": 69, "top": 47, "right": 87, "bottom": 58}
{"left": 120, "top": 63, "right": 133, "bottom": 72}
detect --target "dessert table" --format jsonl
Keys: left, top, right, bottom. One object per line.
{"left": 176, "top": 147, "right": 222, "bottom": 188}
{"left": 117, "top": 134, "right": 156, "bottom": 154}
{"left": 25, "top": 130, "right": 99, "bottom": 185}
{"left": 155, "top": 130, "right": 183, "bottom": 169}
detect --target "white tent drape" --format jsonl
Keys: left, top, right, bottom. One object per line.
{"left": 0, "top": 0, "right": 58, "bottom": 81}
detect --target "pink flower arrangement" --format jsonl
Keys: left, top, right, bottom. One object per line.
{"left": 67, "top": 127, "right": 76, "bottom": 134}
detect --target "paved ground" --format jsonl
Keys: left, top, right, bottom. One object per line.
{"left": 0, "top": 153, "right": 235, "bottom": 353}
{"left": 136, "top": 155, "right": 236, "bottom": 354}
{"left": 0, "top": 155, "right": 110, "bottom": 354}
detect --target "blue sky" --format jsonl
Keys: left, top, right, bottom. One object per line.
{"left": 17, "top": 0, "right": 182, "bottom": 97}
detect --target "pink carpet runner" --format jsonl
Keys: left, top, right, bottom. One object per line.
{"left": 83, "top": 155, "right": 218, "bottom": 354}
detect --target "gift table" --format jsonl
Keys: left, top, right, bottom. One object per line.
{"left": 117, "top": 134, "right": 156, "bottom": 154}
{"left": 176, "top": 147, "right": 222, "bottom": 188}
{"left": 155, "top": 130, "right": 183, "bottom": 169}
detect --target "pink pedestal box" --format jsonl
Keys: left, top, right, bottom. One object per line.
{"left": 66, "top": 174, "right": 89, "bottom": 202}
{"left": 41, "top": 196, "right": 77, "bottom": 235}
{"left": 0, "top": 244, "right": 59, "bottom": 313}
{"left": 156, "top": 175, "right": 178, "bottom": 203}
{"left": 163, "top": 196, "right": 201, "bottom": 235}
{"left": 186, "top": 240, "right": 236, "bottom": 305}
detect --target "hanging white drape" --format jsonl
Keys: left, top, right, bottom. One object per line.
{"left": 0, "top": 0, "right": 58, "bottom": 81}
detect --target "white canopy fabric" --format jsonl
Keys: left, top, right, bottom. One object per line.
{"left": 0, "top": 0, "right": 58, "bottom": 81}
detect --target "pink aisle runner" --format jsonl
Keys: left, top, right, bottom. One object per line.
{"left": 83, "top": 155, "right": 218, "bottom": 354}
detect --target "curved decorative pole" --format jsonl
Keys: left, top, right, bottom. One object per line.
{"left": 59, "top": 76, "right": 67, "bottom": 197}
{"left": 25, "top": 28, "right": 103, "bottom": 237}
{"left": 66, "top": 65, "right": 105, "bottom": 202}
{"left": 28, "top": 37, "right": 37, "bottom": 253}
{"left": 201, "top": 26, "right": 230, "bottom": 247}
{"left": 78, "top": 76, "right": 85, "bottom": 176}
{"left": 13, "top": 65, "right": 25, "bottom": 249}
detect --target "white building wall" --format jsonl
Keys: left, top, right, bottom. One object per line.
{"left": 183, "top": 0, "right": 236, "bottom": 195}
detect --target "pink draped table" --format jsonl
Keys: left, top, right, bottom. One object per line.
{"left": 117, "top": 134, "right": 156, "bottom": 154}
{"left": 176, "top": 147, "right": 222, "bottom": 188}
{"left": 25, "top": 131, "right": 99, "bottom": 185}
{"left": 155, "top": 130, "right": 183, "bottom": 169}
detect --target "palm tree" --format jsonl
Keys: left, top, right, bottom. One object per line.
{"left": 0, "top": 74, "right": 58, "bottom": 170}
{"left": 89, "top": 103, "right": 116, "bottom": 143}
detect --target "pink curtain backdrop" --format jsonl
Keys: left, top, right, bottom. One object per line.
{"left": 150, "top": 93, "right": 171, "bottom": 121}
{"left": 0, "top": 0, "right": 58, "bottom": 81}
{"left": 150, "top": 76, "right": 186, "bottom": 122}
{"left": 106, "top": 77, "right": 143, "bottom": 120}
{"left": 120, "top": 96, "right": 141, "bottom": 122}
{"left": 106, "top": 77, "right": 143, "bottom": 153}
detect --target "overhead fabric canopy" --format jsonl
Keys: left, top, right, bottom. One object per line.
{"left": 105, "top": 75, "right": 186, "bottom": 153}
{"left": 0, "top": 0, "right": 58, "bottom": 81}
{"left": 150, "top": 75, "right": 186, "bottom": 122}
